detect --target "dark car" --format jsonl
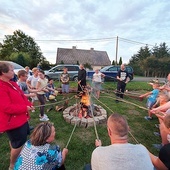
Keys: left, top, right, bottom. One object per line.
{"left": 87, "top": 65, "right": 134, "bottom": 81}
{"left": 44, "top": 64, "right": 79, "bottom": 81}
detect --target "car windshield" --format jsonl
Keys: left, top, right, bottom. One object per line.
{"left": 100, "top": 66, "right": 111, "bottom": 71}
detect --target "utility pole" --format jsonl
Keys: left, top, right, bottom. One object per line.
{"left": 115, "top": 36, "right": 118, "bottom": 65}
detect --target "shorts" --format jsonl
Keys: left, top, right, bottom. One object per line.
{"left": 146, "top": 100, "right": 156, "bottom": 109}
{"left": 6, "top": 122, "right": 30, "bottom": 149}
{"left": 62, "top": 84, "right": 69, "bottom": 93}
{"left": 93, "top": 82, "right": 102, "bottom": 91}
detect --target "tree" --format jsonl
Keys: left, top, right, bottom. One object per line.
{"left": 129, "top": 45, "right": 151, "bottom": 76}
{"left": 9, "top": 52, "right": 31, "bottom": 66}
{"left": 0, "top": 30, "right": 43, "bottom": 68}
{"left": 118, "top": 57, "right": 122, "bottom": 65}
{"left": 84, "top": 63, "right": 92, "bottom": 69}
{"left": 112, "top": 60, "right": 115, "bottom": 65}
{"left": 60, "top": 60, "right": 64, "bottom": 64}
{"left": 152, "top": 42, "right": 170, "bottom": 58}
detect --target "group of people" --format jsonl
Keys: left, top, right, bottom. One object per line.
{"left": 0, "top": 61, "right": 70, "bottom": 170}
{"left": 1, "top": 61, "right": 170, "bottom": 170}
{"left": 138, "top": 73, "right": 170, "bottom": 152}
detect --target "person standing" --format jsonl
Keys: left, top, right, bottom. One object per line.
{"left": 26, "top": 67, "right": 39, "bottom": 111}
{"left": 0, "top": 61, "right": 34, "bottom": 170}
{"left": 36, "top": 70, "right": 49, "bottom": 121}
{"left": 24, "top": 66, "right": 32, "bottom": 78}
{"left": 116, "top": 64, "right": 129, "bottom": 100}
{"left": 90, "top": 113, "right": 154, "bottom": 170}
{"left": 60, "top": 67, "right": 70, "bottom": 99}
{"left": 77, "top": 64, "right": 86, "bottom": 93}
{"left": 92, "top": 69, "right": 105, "bottom": 99}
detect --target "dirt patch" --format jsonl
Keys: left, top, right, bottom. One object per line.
{"left": 128, "top": 110, "right": 140, "bottom": 115}
{"left": 76, "top": 130, "right": 93, "bottom": 142}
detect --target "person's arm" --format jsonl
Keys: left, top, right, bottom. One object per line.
{"left": 61, "top": 148, "right": 68, "bottom": 165}
{"left": 139, "top": 91, "right": 152, "bottom": 98}
{"left": 149, "top": 152, "right": 168, "bottom": 170}
{"left": 151, "top": 101, "right": 170, "bottom": 113}
{"left": 81, "top": 69, "right": 86, "bottom": 82}
{"left": 101, "top": 73, "right": 105, "bottom": 78}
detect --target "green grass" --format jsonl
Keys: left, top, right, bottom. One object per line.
{"left": 0, "top": 81, "right": 160, "bottom": 170}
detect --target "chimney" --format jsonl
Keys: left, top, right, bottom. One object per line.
{"left": 72, "top": 46, "right": 76, "bottom": 49}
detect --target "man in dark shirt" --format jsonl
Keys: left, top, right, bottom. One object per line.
{"left": 77, "top": 64, "right": 86, "bottom": 93}
{"left": 116, "top": 64, "right": 129, "bottom": 100}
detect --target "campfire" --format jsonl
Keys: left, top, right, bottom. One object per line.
{"left": 63, "top": 89, "right": 107, "bottom": 128}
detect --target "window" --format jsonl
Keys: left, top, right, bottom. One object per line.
{"left": 108, "top": 66, "right": 118, "bottom": 71}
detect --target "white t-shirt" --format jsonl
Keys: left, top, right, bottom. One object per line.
{"left": 91, "top": 143, "right": 154, "bottom": 170}
{"left": 37, "top": 78, "right": 48, "bottom": 95}
{"left": 27, "top": 75, "right": 39, "bottom": 88}
{"left": 93, "top": 72, "right": 102, "bottom": 82}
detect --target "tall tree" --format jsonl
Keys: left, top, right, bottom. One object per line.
{"left": 0, "top": 30, "right": 43, "bottom": 68}
{"left": 118, "top": 57, "right": 122, "bottom": 65}
{"left": 152, "top": 42, "right": 170, "bottom": 58}
{"left": 112, "top": 60, "right": 115, "bottom": 65}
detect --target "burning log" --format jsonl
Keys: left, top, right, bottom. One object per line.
{"left": 55, "top": 100, "right": 69, "bottom": 112}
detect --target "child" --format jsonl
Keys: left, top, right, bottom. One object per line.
{"left": 36, "top": 70, "right": 49, "bottom": 121}
{"left": 148, "top": 92, "right": 169, "bottom": 124}
{"left": 139, "top": 82, "right": 160, "bottom": 120}
{"left": 17, "top": 70, "right": 40, "bottom": 99}
{"left": 46, "top": 78, "right": 58, "bottom": 101}
{"left": 60, "top": 67, "right": 70, "bottom": 99}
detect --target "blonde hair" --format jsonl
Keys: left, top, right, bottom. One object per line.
{"left": 30, "top": 122, "right": 54, "bottom": 146}
{"left": 32, "top": 67, "right": 38, "bottom": 73}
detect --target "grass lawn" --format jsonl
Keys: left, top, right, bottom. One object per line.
{"left": 0, "top": 81, "right": 161, "bottom": 170}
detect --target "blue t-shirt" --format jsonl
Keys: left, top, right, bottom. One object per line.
{"left": 148, "top": 89, "right": 159, "bottom": 103}
{"left": 14, "top": 140, "right": 63, "bottom": 170}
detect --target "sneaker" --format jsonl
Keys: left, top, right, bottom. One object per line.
{"left": 153, "top": 132, "right": 161, "bottom": 137}
{"left": 144, "top": 116, "right": 153, "bottom": 121}
{"left": 39, "top": 114, "right": 48, "bottom": 118}
{"left": 152, "top": 144, "right": 162, "bottom": 151}
{"left": 40, "top": 116, "right": 49, "bottom": 121}
{"left": 155, "top": 124, "right": 160, "bottom": 129}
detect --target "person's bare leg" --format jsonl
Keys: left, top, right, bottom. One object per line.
{"left": 160, "top": 123, "right": 169, "bottom": 145}
{"left": 97, "top": 90, "right": 100, "bottom": 99}
{"left": 9, "top": 142, "right": 23, "bottom": 168}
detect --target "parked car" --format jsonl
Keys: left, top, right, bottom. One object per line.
{"left": 87, "top": 65, "right": 134, "bottom": 81}
{"left": 44, "top": 65, "right": 79, "bottom": 81}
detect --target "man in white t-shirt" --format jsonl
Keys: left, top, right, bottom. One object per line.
{"left": 90, "top": 113, "right": 154, "bottom": 170}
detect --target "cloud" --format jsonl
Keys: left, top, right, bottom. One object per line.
{"left": 0, "top": 0, "right": 170, "bottom": 64}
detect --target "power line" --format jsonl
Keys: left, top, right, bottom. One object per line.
{"left": 119, "top": 37, "right": 154, "bottom": 47}
{"left": 0, "top": 36, "right": 155, "bottom": 46}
